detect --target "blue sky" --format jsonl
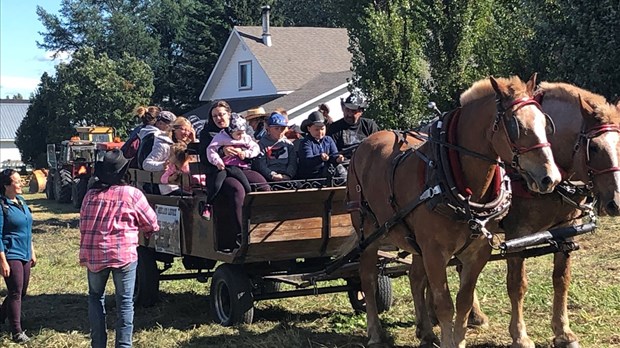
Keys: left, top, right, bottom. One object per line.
{"left": 0, "top": 0, "right": 62, "bottom": 99}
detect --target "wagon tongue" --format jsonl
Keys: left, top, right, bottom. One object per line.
{"left": 499, "top": 222, "right": 596, "bottom": 254}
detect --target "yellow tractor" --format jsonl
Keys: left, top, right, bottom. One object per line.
{"left": 42, "top": 126, "right": 122, "bottom": 208}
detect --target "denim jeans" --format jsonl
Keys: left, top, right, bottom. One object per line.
{"left": 87, "top": 261, "right": 137, "bottom": 348}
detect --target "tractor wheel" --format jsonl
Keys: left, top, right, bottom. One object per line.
{"left": 45, "top": 171, "right": 56, "bottom": 200}
{"left": 347, "top": 274, "right": 393, "bottom": 314}
{"left": 134, "top": 246, "right": 160, "bottom": 307}
{"left": 72, "top": 176, "right": 90, "bottom": 209}
{"left": 210, "top": 264, "right": 254, "bottom": 326}
{"left": 54, "top": 169, "right": 72, "bottom": 203}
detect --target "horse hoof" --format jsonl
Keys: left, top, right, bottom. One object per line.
{"left": 419, "top": 338, "right": 440, "bottom": 348}
{"left": 554, "top": 340, "right": 580, "bottom": 348}
{"left": 467, "top": 311, "right": 489, "bottom": 330}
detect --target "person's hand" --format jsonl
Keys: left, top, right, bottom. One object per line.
{"left": 168, "top": 172, "right": 180, "bottom": 184}
{"left": 272, "top": 173, "right": 284, "bottom": 181}
{"left": 223, "top": 146, "right": 237, "bottom": 157}
{"left": 188, "top": 128, "right": 196, "bottom": 142}
{"left": 336, "top": 155, "right": 345, "bottom": 164}
{"left": 238, "top": 151, "right": 246, "bottom": 160}
{"left": 1, "top": 260, "right": 10, "bottom": 278}
{"left": 31, "top": 253, "right": 37, "bottom": 268}
{"left": 216, "top": 163, "right": 225, "bottom": 171}
{"left": 321, "top": 153, "right": 329, "bottom": 161}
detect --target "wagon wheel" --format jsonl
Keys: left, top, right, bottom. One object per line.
{"left": 210, "top": 264, "right": 254, "bottom": 326}
{"left": 347, "top": 274, "right": 393, "bottom": 314}
{"left": 134, "top": 246, "right": 160, "bottom": 307}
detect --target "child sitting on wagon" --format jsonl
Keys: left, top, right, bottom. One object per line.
{"left": 253, "top": 112, "right": 298, "bottom": 181}
{"left": 204, "top": 114, "right": 260, "bottom": 219}
{"left": 161, "top": 142, "right": 205, "bottom": 194}
{"left": 297, "top": 111, "right": 346, "bottom": 180}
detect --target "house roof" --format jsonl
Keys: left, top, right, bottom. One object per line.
{"left": 0, "top": 100, "right": 29, "bottom": 140}
{"left": 185, "top": 94, "right": 283, "bottom": 120}
{"left": 260, "top": 70, "right": 351, "bottom": 116}
{"left": 235, "top": 26, "right": 350, "bottom": 92}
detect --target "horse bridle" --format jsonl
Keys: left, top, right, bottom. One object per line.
{"left": 574, "top": 123, "right": 620, "bottom": 181}
{"left": 494, "top": 96, "right": 554, "bottom": 169}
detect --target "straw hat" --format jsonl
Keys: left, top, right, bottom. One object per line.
{"left": 245, "top": 107, "right": 267, "bottom": 120}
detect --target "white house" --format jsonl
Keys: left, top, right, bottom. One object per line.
{"left": 193, "top": 7, "right": 353, "bottom": 125}
{"left": 0, "top": 99, "right": 28, "bottom": 166}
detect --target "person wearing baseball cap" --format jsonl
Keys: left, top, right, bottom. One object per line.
{"left": 253, "top": 112, "right": 298, "bottom": 181}
{"left": 327, "top": 89, "right": 380, "bottom": 158}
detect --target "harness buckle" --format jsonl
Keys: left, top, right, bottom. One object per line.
{"left": 420, "top": 185, "right": 442, "bottom": 201}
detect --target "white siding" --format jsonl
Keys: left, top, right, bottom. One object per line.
{"left": 288, "top": 93, "right": 348, "bottom": 126}
{"left": 211, "top": 42, "right": 277, "bottom": 100}
{"left": 0, "top": 141, "right": 22, "bottom": 162}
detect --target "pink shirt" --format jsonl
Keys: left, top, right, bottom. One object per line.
{"left": 79, "top": 185, "right": 159, "bottom": 272}
{"left": 161, "top": 162, "right": 206, "bottom": 190}
{"left": 206, "top": 130, "right": 259, "bottom": 169}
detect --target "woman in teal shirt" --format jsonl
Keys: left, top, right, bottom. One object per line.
{"left": 0, "top": 169, "right": 36, "bottom": 343}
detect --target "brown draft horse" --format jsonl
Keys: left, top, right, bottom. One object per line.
{"left": 463, "top": 82, "right": 620, "bottom": 348}
{"left": 344, "top": 74, "right": 562, "bottom": 348}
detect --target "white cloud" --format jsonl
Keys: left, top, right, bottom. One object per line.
{"left": 0, "top": 76, "right": 40, "bottom": 97}
{"left": 36, "top": 50, "right": 72, "bottom": 63}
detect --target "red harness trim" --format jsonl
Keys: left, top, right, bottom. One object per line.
{"left": 584, "top": 124, "right": 620, "bottom": 175}
{"left": 506, "top": 97, "right": 552, "bottom": 154}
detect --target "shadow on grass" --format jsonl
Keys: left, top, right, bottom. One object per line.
{"left": 26, "top": 197, "right": 78, "bottom": 215}
{"left": 179, "top": 322, "right": 368, "bottom": 348}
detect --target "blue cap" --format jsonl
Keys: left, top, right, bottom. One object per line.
{"left": 267, "top": 113, "right": 287, "bottom": 127}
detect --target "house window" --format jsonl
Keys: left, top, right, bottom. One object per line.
{"left": 239, "top": 61, "right": 252, "bottom": 90}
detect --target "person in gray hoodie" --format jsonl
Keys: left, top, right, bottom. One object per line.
{"left": 253, "top": 112, "right": 297, "bottom": 181}
{"left": 137, "top": 111, "right": 178, "bottom": 194}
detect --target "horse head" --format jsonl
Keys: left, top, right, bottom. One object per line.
{"left": 575, "top": 95, "right": 620, "bottom": 216}
{"left": 489, "top": 73, "right": 561, "bottom": 193}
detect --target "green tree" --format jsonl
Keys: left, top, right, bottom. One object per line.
{"left": 347, "top": 0, "right": 427, "bottom": 129}
{"left": 15, "top": 73, "right": 68, "bottom": 164}
{"left": 528, "top": 0, "right": 620, "bottom": 99}
{"left": 15, "top": 48, "right": 154, "bottom": 163}
{"left": 176, "top": 1, "right": 230, "bottom": 111}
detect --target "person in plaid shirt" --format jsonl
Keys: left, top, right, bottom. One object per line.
{"left": 79, "top": 149, "right": 159, "bottom": 348}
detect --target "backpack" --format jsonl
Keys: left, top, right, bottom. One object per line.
{"left": 136, "top": 133, "right": 156, "bottom": 170}
{"left": 1, "top": 196, "right": 30, "bottom": 217}
{"left": 121, "top": 133, "right": 141, "bottom": 159}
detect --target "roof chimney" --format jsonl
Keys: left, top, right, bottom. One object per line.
{"left": 261, "top": 5, "right": 272, "bottom": 47}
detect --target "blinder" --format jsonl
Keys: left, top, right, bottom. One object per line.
{"left": 504, "top": 112, "right": 555, "bottom": 142}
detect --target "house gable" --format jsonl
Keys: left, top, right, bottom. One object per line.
{"left": 200, "top": 26, "right": 350, "bottom": 103}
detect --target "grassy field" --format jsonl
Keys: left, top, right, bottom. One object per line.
{"left": 1, "top": 192, "right": 619, "bottom": 347}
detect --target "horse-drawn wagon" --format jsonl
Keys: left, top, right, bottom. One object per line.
{"left": 128, "top": 168, "right": 403, "bottom": 326}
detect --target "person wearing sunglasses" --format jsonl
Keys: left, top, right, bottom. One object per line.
{"left": 0, "top": 169, "right": 36, "bottom": 343}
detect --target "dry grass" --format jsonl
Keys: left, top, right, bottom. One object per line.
{"left": 1, "top": 193, "right": 619, "bottom": 347}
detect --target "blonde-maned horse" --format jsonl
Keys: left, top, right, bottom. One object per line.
{"left": 461, "top": 82, "right": 620, "bottom": 348}
{"left": 344, "top": 74, "right": 561, "bottom": 348}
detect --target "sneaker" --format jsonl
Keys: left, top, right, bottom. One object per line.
{"left": 12, "top": 331, "right": 30, "bottom": 343}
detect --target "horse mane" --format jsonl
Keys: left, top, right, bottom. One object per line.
{"left": 539, "top": 82, "right": 620, "bottom": 124}
{"left": 459, "top": 76, "right": 527, "bottom": 106}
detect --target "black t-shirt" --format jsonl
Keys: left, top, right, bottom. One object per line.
{"left": 327, "top": 117, "right": 380, "bottom": 157}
